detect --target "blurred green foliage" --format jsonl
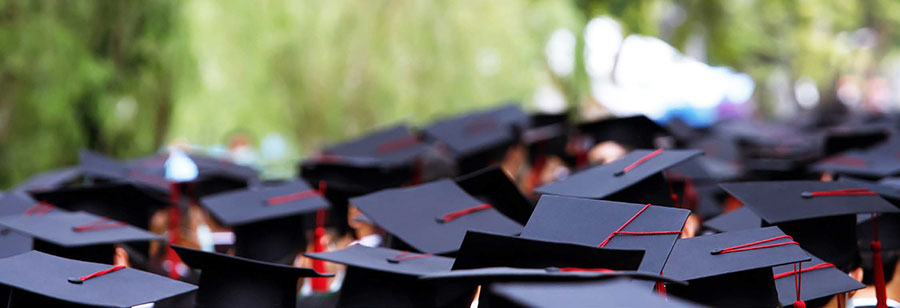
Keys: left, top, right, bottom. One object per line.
{"left": 1, "top": 0, "right": 898, "bottom": 187}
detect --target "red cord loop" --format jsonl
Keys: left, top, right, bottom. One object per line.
{"left": 23, "top": 201, "right": 54, "bottom": 216}
{"left": 801, "top": 188, "right": 877, "bottom": 198}
{"left": 547, "top": 267, "right": 616, "bottom": 273}
{"left": 266, "top": 181, "right": 326, "bottom": 206}
{"left": 435, "top": 204, "right": 492, "bottom": 223}
{"left": 710, "top": 235, "right": 799, "bottom": 255}
{"left": 615, "top": 149, "right": 664, "bottom": 176}
{"left": 772, "top": 262, "right": 835, "bottom": 280}
{"left": 376, "top": 136, "right": 420, "bottom": 155}
{"left": 72, "top": 217, "right": 127, "bottom": 232}
{"left": 68, "top": 265, "right": 126, "bottom": 284}
{"left": 597, "top": 203, "right": 681, "bottom": 248}
{"left": 386, "top": 251, "right": 433, "bottom": 263}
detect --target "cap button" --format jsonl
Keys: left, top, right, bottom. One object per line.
{"left": 434, "top": 217, "right": 446, "bottom": 224}
{"left": 709, "top": 249, "right": 724, "bottom": 255}
{"left": 613, "top": 170, "right": 626, "bottom": 177}
{"left": 544, "top": 267, "right": 560, "bottom": 272}
{"left": 800, "top": 192, "right": 813, "bottom": 198}
{"left": 385, "top": 258, "right": 400, "bottom": 264}
{"left": 67, "top": 277, "right": 84, "bottom": 284}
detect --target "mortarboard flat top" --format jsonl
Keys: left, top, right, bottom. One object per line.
{"left": 79, "top": 149, "right": 130, "bottom": 181}
{"left": 455, "top": 166, "right": 534, "bottom": 225}
{"left": 421, "top": 104, "right": 528, "bottom": 157}
{"left": 321, "top": 124, "right": 431, "bottom": 167}
{"left": 719, "top": 181, "right": 900, "bottom": 224}
{"left": 773, "top": 252, "right": 865, "bottom": 307}
{"left": 576, "top": 115, "right": 667, "bottom": 149}
{"left": 702, "top": 206, "right": 762, "bottom": 233}
{"left": 488, "top": 279, "right": 702, "bottom": 308}
{"left": 451, "top": 231, "right": 644, "bottom": 272}
{"left": 305, "top": 244, "right": 455, "bottom": 277}
{"left": 351, "top": 179, "right": 522, "bottom": 254}
{"left": 520, "top": 196, "right": 689, "bottom": 274}
{"left": 0, "top": 192, "right": 56, "bottom": 217}
{"left": 812, "top": 150, "right": 900, "bottom": 179}
{"left": 0, "top": 211, "right": 161, "bottom": 248}
{"left": 200, "top": 179, "right": 329, "bottom": 227}
{"left": 663, "top": 226, "right": 810, "bottom": 281}
{"left": 534, "top": 149, "right": 702, "bottom": 200}
{"left": 13, "top": 166, "right": 82, "bottom": 193}
{"left": 0, "top": 250, "right": 196, "bottom": 308}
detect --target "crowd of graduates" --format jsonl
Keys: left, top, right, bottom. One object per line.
{"left": 0, "top": 103, "right": 899, "bottom": 307}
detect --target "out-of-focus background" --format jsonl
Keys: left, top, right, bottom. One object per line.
{"left": 2, "top": 0, "right": 899, "bottom": 186}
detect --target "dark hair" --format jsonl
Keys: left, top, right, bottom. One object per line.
{"left": 861, "top": 250, "right": 898, "bottom": 285}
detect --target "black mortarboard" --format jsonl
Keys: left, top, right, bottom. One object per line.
{"left": 822, "top": 127, "right": 889, "bottom": 156}
{"left": 720, "top": 181, "right": 900, "bottom": 270}
{"left": 300, "top": 124, "right": 430, "bottom": 193}
{"left": 30, "top": 182, "right": 169, "bottom": 229}
{"left": 520, "top": 196, "right": 689, "bottom": 276}
{"left": 812, "top": 149, "right": 900, "bottom": 180}
{"left": 455, "top": 166, "right": 534, "bottom": 225}
{"left": 172, "top": 245, "right": 331, "bottom": 308}
{"left": 200, "top": 180, "right": 329, "bottom": 263}
{"left": 666, "top": 116, "right": 700, "bottom": 144}
{"left": 351, "top": 179, "right": 522, "bottom": 255}
{"left": 663, "top": 226, "right": 810, "bottom": 307}
{"left": 0, "top": 211, "right": 162, "bottom": 264}
{"left": 486, "top": 278, "right": 702, "bottom": 308}
{"left": 575, "top": 115, "right": 667, "bottom": 150}
{"left": 0, "top": 251, "right": 196, "bottom": 308}
{"left": 534, "top": 149, "right": 702, "bottom": 206}
{"left": 702, "top": 207, "right": 762, "bottom": 233}
{"left": 451, "top": 231, "right": 644, "bottom": 272}
{"left": 129, "top": 152, "right": 260, "bottom": 196}
{"left": 0, "top": 193, "right": 52, "bottom": 258}
{"left": 773, "top": 251, "right": 865, "bottom": 307}
{"left": 305, "top": 245, "right": 475, "bottom": 308}
{"left": 420, "top": 267, "right": 684, "bottom": 286}
{"left": 422, "top": 104, "right": 529, "bottom": 174}
{"left": 13, "top": 166, "right": 82, "bottom": 193}
{"left": 79, "top": 149, "right": 132, "bottom": 183}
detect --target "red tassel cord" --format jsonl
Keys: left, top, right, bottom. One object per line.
{"left": 72, "top": 217, "right": 126, "bottom": 232}
{"left": 871, "top": 213, "right": 888, "bottom": 308}
{"left": 436, "top": 204, "right": 493, "bottom": 223}
{"left": 614, "top": 149, "right": 664, "bottom": 176}
{"left": 311, "top": 181, "right": 330, "bottom": 293}
{"left": 23, "top": 201, "right": 54, "bottom": 216}
{"left": 800, "top": 188, "right": 877, "bottom": 198}
{"left": 596, "top": 203, "right": 681, "bottom": 248}
{"left": 386, "top": 251, "right": 434, "bottom": 263}
{"left": 68, "top": 265, "right": 126, "bottom": 284}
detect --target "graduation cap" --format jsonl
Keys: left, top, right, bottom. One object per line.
{"left": 422, "top": 104, "right": 529, "bottom": 174}
{"left": 702, "top": 207, "right": 762, "bottom": 233}
{"left": 199, "top": 179, "right": 329, "bottom": 264}
{"left": 523, "top": 113, "right": 569, "bottom": 160}
{"left": 0, "top": 193, "right": 55, "bottom": 258}
{"left": 811, "top": 149, "right": 900, "bottom": 180}
{"left": 455, "top": 166, "right": 534, "bottom": 225}
{"left": 129, "top": 152, "right": 260, "bottom": 197}
{"left": 520, "top": 196, "right": 689, "bottom": 276}
{"left": 773, "top": 251, "right": 865, "bottom": 307}
{"left": 13, "top": 166, "right": 82, "bottom": 193}
{"left": 534, "top": 149, "right": 702, "bottom": 206}
{"left": 838, "top": 176, "right": 900, "bottom": 205}
{"left": 29, "top": 182, "right": 169, "bottom": 229}
{"left": 485, "top": 278, "right": 702, "bottom": 308}
{"left": 351, "top": 179, "right": 522, "bottom": 255}
{"left": 172, "top": 245, "right": 331, "bottom": 308}
{"left": 663, "top": 226, "right": 811, "bottom": 307}
{"left": 300, "top": 124, "right": 430, "bottom": 193}
{"left": 0, "top": 211, "right": 162, "bottom": 264}
{"left": 719, "top": 181, "right": 900, "bottom": 270}
{"left": 0, "top": 250, "right": 196, "bottom": 308}
{"left": 304, "top": 245, "right": 476, "bottom": 308}
{"left": 575, "top": 115, "right": 667, "bottom": 150}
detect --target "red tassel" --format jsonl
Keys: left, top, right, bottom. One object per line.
{"left": 311, "top": 181, "right": 329, "bottom": 293}
{"left": 871, "top": 214, "right": 888, "bottom": 308}
{"left": 793, "top": 300, "right": 806, "bottom": 308}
